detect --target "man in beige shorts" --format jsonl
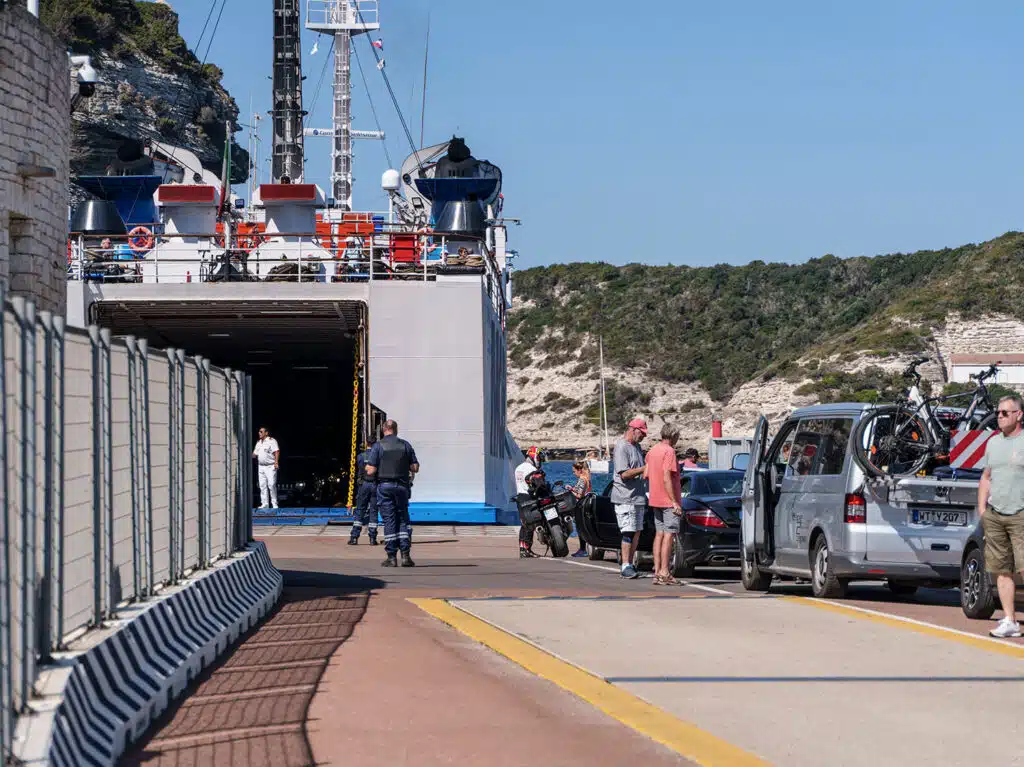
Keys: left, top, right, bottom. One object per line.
{"left": 978, "top": 394, "right": 1024, "bottom": 639}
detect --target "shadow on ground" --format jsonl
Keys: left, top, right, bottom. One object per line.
{"left": 121, "top": 571, "right": 386, "bottom": 767}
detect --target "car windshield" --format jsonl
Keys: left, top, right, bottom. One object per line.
{"left": 694, "top": 473, "right": 743, "bottom": 495}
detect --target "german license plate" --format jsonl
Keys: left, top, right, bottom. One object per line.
{"left": 910, "top": 510, "right": 968, "bottom": 526}
{"left": 543, "top": 507, "right": 559, "bottom": 521}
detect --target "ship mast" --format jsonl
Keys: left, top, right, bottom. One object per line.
{"left": 305, "top": 1, "right": 382, "bottom": 211}
{"left": 271, "top": 0, "right": 306, "bottom": 182}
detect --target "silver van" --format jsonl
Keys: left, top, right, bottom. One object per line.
{"left": 740, "top": 403, "right": 979, "bottom": 597}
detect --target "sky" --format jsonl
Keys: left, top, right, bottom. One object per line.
{"left": 171, "top": 0, "right": 1024, "bottom": 270}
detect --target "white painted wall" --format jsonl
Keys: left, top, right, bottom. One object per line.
{"left": 368, "top": 278, "right": 512, "bottom": 507}
{"left": 950, "top": 364, "right": 1024, "bottom": 385}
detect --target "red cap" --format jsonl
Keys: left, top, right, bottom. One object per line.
{"left": 628, "top": 418, "right": 648, "bottom": 435}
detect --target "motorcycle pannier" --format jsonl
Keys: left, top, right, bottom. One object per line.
{"left": 517, "top": 495, "right": 544, "bottom": 527}
{"left": 555, "top": 491, "right": 577, "bottom": 515}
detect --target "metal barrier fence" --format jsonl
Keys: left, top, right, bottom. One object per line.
{"left": 0, "top": 283, "right": 253, "bottom": 760}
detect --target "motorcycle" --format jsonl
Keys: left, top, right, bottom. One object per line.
{"left": 515, "top": 472, "right": 577, "bottom": 558}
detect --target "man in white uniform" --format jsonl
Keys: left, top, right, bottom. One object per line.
{"left": 253, "top": 426, "right": 280, "bottom": 509}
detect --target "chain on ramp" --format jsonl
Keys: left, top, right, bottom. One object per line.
{"left": 346, "top": 331, "right": 360, "bottom": 508}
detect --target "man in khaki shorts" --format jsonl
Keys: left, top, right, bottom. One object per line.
{"left": 978, "top": 394, "right": 1024, "bottom": 639}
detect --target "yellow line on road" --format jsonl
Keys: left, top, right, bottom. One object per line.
{"left": 785, "top": 597, "right": 1024, "bottom": 660}
{"left": 410, "top": 597, "right": 770, "bottom": 767}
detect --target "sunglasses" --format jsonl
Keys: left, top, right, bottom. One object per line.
{"left": 997, "top": 409, "right": 1020, "bottom": 417}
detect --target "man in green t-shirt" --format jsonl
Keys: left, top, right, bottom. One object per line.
{"left": 978, "top": 394, "right": 1024, "bottom": 639}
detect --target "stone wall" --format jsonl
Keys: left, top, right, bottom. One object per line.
{"left": 0, "top": 4, "right": 70, "bottom": 315}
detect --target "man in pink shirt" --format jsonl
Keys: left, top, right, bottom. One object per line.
{"left": 645, "top": 423, "right": 683, "bottom": 585}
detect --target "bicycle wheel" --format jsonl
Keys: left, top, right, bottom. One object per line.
{"left": 974, "top": 411, "right": 997, "bottom": 432}
{"left": 853, "top": 406, "right": 934, "bottom": 478}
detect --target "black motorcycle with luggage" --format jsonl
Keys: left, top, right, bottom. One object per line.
{"left": 515, "top": 472, "right": 577, "bottom": 558}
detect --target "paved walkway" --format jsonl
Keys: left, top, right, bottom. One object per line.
{"left": 121, "top": 534, "right": 1024, "bottom": 767}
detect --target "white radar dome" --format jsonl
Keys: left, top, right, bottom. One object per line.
{"left": 381, "top": 169, "right": 401, "bottom": 192}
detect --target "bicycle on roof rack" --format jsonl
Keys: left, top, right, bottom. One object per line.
{"left": 851, "top": 357, "right": 1000, "bottom": 479}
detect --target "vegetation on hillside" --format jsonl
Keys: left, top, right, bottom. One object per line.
{"left": 509, "top": 232, "right": 1024, "bottom": 402}
{"left": 41, "top": 0, "right": 222, "bottom": 83}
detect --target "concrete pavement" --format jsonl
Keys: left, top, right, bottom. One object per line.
{"left": 121, "top": 533, "right": 1024, "bottom": 767}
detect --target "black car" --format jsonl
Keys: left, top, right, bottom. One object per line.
{"left": 960, "top": 519, "right": 1024, "bottom": 619}
{"left": 575, "top": 470, "right": 743, "bottom": 578}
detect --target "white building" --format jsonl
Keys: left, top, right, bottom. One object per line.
{"left": 949, "top": 354, "right": 1024, "bottom": 386}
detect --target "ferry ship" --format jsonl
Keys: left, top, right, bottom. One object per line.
{"left": 64, "top": 1, "right": 521, "bottom": 525}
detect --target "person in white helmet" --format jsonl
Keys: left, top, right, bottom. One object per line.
{"left": 253, "top": 426, "right": 280, "bottom": 509}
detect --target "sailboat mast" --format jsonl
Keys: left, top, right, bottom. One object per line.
{"left": 599, "top": 336, "right": 610, "bottom": 458}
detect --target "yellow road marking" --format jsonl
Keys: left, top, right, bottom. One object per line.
{"left": 410, "top": 597, "right": 770, "bottom": 767}
{"left": 785, "top": 597, "right": 1024, "bottom": 660}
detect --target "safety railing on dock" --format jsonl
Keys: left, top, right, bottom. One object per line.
{"left": 0, "top": 283, "right": 254, "bottom": 761}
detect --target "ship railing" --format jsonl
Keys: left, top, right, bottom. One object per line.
{"left": 305, "top": 0, "right": 379, "bottom": 30}
{"left": 67, "top": 231, "right": 504, "bottom": 288}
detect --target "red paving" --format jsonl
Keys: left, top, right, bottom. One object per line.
{"left": 121, "top": 589, "right": 369, "bottom": 767}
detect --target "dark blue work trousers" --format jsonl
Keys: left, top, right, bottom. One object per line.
{"left": 351, "top": 482, "right": 379, "bottom": 540}
{"left": 377, "top": 482, "right": 412, "bottom": 555}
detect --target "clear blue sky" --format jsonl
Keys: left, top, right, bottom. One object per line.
{"left": 173, "top": 0, "right": 1024, "bottom": 269}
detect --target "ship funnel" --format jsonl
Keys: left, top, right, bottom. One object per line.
{"left": 69, "top": 199, "right": 127, "bottom": 235}
{"left": 412, "top": 137, "right": 501, "bottom": 237}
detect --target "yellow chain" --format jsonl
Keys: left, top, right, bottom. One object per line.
{"left": 347, "top": 332, "right": 361, "bottom": 508}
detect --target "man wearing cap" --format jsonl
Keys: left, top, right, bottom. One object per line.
{"left": 611, "top": 418, "right": 649, "bottom": 578}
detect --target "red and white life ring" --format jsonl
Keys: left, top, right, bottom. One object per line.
{"left": 128, "top": 226, "right": 154, "bottom": 254}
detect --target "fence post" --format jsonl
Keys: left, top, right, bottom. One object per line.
{"left": 166, "top": 348, "right": 178, "bottom": 584}
{"left": 223, "top": 369, "right": 232, "bottom": 559}
{"left": 53, "top": 317, "right": 66, "bottom": 646}
{"left": 244, "top": 374, "right": 254, "bottom": 543}
{"left": 11, "top": 296, "right": 37, "bottom": 711}
{"left": 0, "top": 282, "right": 13, "bottom": 757}
{"left": 138, "top": 339, "right": 154, "bottom": 597}
{"left": 195, "top": 355, "right": 207, "bottom": 568}
{"left": 125, "top": 336, "right": 141, "bottom": 601}
{"left": 203, "top": 359, "right": 213, "bottom": 565}
{"left": 90, "top": 326, "right": 104, "bottom": 623}
{"left": 38, "top": 311, "right": 55, "bottom": 663}
{"left": 175, "top": 349, "right": 186, "bottom": 573}
{"left": 100, "top": 328, "right": 114, "bottom": 612}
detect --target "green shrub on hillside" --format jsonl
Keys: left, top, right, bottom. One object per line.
{"left": 509, "top": 233, "right": 1024, "bottom": 400}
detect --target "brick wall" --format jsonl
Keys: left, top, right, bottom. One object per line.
{"left": 0, "top": 4, "right": 70, "bottom": 315}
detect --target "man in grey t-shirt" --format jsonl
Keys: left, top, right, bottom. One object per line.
{"left": 979, "top": 394, "right": 1024, "bottom": 639}
{"left": 611, "top": 418, "right": 649, "bottom": 578}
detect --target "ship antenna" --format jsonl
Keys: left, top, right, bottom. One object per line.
{"left": 419, "top": 11, "right": 430, "bottom": 148}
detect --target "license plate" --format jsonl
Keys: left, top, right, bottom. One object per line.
{"left": 543, "top": 507, "right": 559, "bottom": 521}
{"left": 910, "top": 510, "right": 968, "bottom": 526}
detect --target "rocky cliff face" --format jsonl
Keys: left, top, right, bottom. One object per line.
{"left": 71, "top": 49, "right": 246, "bottom": 183}
{"left": 69, "top": 47, "right": 248, "bottom": 207}
{"left": 508, "top": 312, "right": 1024, "bottom": 452}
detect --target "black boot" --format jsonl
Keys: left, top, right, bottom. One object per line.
{"left": 368, "top": 535, "right": 378, "bottom": 546}
{"left": 520, "top": 546, "right": 537, "bottom": 559}
{"left": 347, "top": 537, "right": 359, "bottom": 546}
{"left": 381, "top": 555, "right": 398, "bottom": 567}
{"left": 400, "top": 551, "right": 416, "bottom": 567}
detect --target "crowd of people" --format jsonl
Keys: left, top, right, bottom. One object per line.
{"left": 516, "top": 417, "right": 702, "bottom": 585}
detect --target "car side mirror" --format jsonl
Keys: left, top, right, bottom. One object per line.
{"left": 732, "top": 453, "right": 750, "bottom": 472}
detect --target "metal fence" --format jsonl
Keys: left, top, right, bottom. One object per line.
{"left": 0, "top": 283, "right": 253, "bottom": 760}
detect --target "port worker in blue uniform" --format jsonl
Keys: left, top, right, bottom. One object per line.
{"left": 348, "top": 440, "right": 379, "bottom": 545}
{"left": 365, "top": 419, "right": 420, "bottom": 567}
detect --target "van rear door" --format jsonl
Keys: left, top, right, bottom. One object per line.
{"left": 742, "top": 416, "right": 773, "bottom": 565}
{"left": 865, "top": 478, "right": 977, "bottom": 566}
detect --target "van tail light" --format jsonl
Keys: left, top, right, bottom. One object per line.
{"left": 685, "top": 508, "right": 727, "bottom": 528}
{"left": 844, "top": 493, "right": 866, "bottom": 524}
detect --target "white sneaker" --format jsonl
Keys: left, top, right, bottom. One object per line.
{"left": 990, "top": 617, "right": 1022, "bottom": 638}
